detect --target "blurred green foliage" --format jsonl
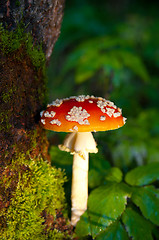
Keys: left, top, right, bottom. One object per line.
{"left": 47, "top": 0, "right": 159, "bottom": 238}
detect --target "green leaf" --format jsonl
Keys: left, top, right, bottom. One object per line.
{"left": 95, "top": 221, "right": 129, "bottom": 240}
{"left": 132, "top": 185, "right": 159, "bottom": 225}
{"left": 61, "top": 34, "right": 149, "bottom": 84}
{"left": 74, "top": 49, "right": 122, "bottom": 84}
{"left": 115, "top": 50, "right": 150, "bottom": 82}
{"left": 125, "top": 162, "right": 159, "bottom": 186}
{"left": 75, "top": 211, "right": 91, "bottom": 237}
{"left": 50, "top": 146, "right": 72, "bottom": 170}
{"left": 75, "top": 36, "right": 124, "bottom": 55}
{"left": 75, "top": 53, "right": 101, "bottom": 83}
{"left": 122, "top": 208, "right": 153, "bottom": 240}
{"left": 76, "top": 182, "right": 131, "bottom": 238}
{"left": 104, "top": 167, "right": 123, "bottom": 183}
{"left": 89, "top": 166, "right": 123, "bottom": 190}
{"left": 88, "top": 149, "right": 110, "bottom": 189}
{"left": 88, "top": 183, "right": 131, "bottom": 238}
{"left": 89, "top": 169, "right": 104, "bottom": 189}
{"left": 61, "top": 47, "right": 89, "bottom": 75}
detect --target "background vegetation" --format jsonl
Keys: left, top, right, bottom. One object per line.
{"left": 47, "top": 0, "right": 159, "bottom": 239}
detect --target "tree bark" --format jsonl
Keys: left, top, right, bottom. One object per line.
{"left": 0, "top": 0, "right": 73, "bottom": 238}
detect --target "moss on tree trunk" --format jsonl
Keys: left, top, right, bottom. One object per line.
{"left": 0, "top": 1, "right": 73, "bottom": 238}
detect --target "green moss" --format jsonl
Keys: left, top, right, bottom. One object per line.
{"left": 47, "top": 229, "right": 71, "bottom": 240}
{"left": 2, "top": 88, "right": 14, "bottom": 103}
{"left": 0, "top": 23, "right": 47, "bottom": 132}
{"left": 0, "top": 85, "right": 16, "bottom": 132}
{"left": 0, "top": 154, "right": 69, "bottom": 240}
{"left": 0, "top": 111, "right": 12, "bottom": 132}
{"left": 0, "top": 23, "right": 46, "bottom": 70}
{"left": 26, "top": 35, "right": 45, "bottom": 69}
{"left": 0, "top": 24, "right": 24, "bottom": 53}
{"left": 15, "top": 0, "right": 20, "bottom": 7}
{"left": 0, "top": 22, "right": 72, "bottom": 239}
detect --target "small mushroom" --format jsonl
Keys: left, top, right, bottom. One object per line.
{"left": 40, "top": 95, "right": 126, "bottom": 226}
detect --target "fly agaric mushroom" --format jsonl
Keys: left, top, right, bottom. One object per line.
{"left": 40, "top": 95, "right": 126, "bottom": 226}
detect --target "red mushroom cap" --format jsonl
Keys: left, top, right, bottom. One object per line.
{"left": 40, "top": 95, "right": 126, "bottom": 132}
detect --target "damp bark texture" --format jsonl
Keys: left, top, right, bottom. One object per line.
{"left": 0, "top": 0, "right": 64, "bottom": 60}
{"left": 0, "top": 0, "right": 64, "bottom": 164}
{"left": 0, "top": 0, "right": 74, "bottom": 238}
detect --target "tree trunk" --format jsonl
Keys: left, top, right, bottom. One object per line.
{"left": 0, "top": 0, "right": 73, "bottom": 238}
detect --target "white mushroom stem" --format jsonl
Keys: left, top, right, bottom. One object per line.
{"left": 71, "top": 151, "right": 89, "bottom": 226}
{"left": 59, "top": 132, "right": 98, "bottom": 226}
